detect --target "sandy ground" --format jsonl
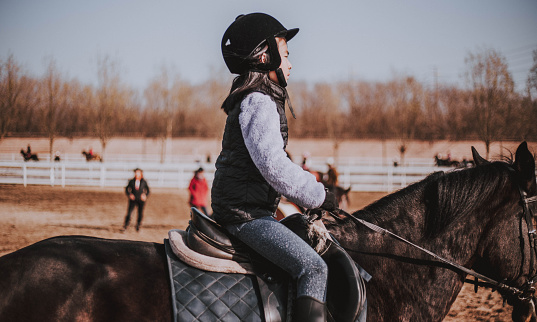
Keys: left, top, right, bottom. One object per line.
{"left": 0, "top": 184, "right": 512, "bottom": 321}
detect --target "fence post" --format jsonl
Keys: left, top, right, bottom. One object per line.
{"left": 50, "top": 165, "right": 55, "bottom": 187}
{"left": 179, "top": 167, "right": 183, "bottom": 188}
{"left": 61, "top": 163, "right": 66, "bottom": 187}
{"left": 387, "top": 165, "right": 393, "bottom": 192}
{"left": 343, "top": 165, "right": 350, "bottom": 188}
{"left": 100, "top": 164, "right": 106, "bottom": 187}
{"left": 23, "top": 163, "right": 27, "bottom": 187}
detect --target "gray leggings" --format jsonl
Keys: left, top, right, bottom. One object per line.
{"left": 226, "top": 216, "right": 328, "bottom": 301}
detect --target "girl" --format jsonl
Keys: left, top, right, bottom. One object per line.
{"left": 211, "top": 13, "right": 338, "bottom": 321}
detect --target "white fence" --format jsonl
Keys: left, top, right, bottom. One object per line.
{"left": 0, "top": 161, "right": 216, "bottom": 188}
{"left": 0, "top": 157, "right": 451, "bottom": 192}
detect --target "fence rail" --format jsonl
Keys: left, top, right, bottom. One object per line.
{"left": 0, "top": 159, "right": 453, "bottom": 192}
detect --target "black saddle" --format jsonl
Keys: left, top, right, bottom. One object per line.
{"left": 184, "top": 208, "right": 366, "bottom": 322}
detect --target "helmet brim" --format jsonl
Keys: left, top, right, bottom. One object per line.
{"left": 276, "top": 28, "right": 299, "bottom": 42}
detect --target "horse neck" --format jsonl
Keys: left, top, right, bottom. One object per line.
{"left": 327, "top": 167, "right": 518, "bottom": 320}
{"left": 349, "top": 168, "right": 515, "bottom": 263}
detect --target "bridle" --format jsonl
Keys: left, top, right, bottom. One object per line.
{"left": 331, "top": 167, "right": 537, "bottom": 302}
{"left": 515, "top": 182, "right": 537, "bottom": 300}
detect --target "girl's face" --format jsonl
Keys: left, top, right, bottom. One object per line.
{"left": 267, "top": 38, "right": 292, "bottom": 85}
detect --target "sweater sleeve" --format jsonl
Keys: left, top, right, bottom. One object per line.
{"left": 239, "top": 92, "right": 325, "bottom": 209}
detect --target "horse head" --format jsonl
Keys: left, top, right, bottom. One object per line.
{"left": 472, "top": 142, "right": 537, "bottom": 321}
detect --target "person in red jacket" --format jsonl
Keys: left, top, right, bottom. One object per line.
{"left": 188, "top": 167, "right": 209, "bottom": 215}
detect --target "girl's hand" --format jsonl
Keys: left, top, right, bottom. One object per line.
{"left": 320, "top": 191, "right": 338, "bottom": 212}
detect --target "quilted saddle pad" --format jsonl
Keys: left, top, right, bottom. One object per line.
{"left": 165, "top": 239, "right": 268, "bottom": 322}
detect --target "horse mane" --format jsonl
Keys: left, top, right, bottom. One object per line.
{"left": 423, "top": 160, "right": 514, "bottom": 239}
{"left": 354, "top": 159, "right": 515, "bottom": 240}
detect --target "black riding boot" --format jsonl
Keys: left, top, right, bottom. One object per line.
{"left": 294, "top": 296, "right": 327, "bottom": 322}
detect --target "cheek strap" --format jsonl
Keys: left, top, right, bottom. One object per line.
{"left": 276, "top": 68, "right": 287, "bottom": 88}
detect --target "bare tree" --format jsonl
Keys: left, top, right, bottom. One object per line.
{"left": 313, "top": 83, "right": 342, "bottom": 159}
{"left": 12, "top": 76, "right": 40, "bottom": 134}
{"left": 144, "top": 67, "right": 177, "bottom": 162}
{"left": 386, "top": 76, "right": 425, "bottom": 165}
{"left": 41, "top": 58, "right": 63, "bottom": 161}
{"left": 527, "top": 49, "right": 537, "bottom": 101}
{"left": 4, "top": 52, "right": 537, "bottom": 144}
{"left": 59, "top": 81, "right": 96, "bottom": 138}
{"left": 0, "top": 55, "right": 22, "bottom": 141}
{"left": 465, "top": 48, "right": 515, "bottom": 158}
{"left": 188, "top": 73, "right": 228, "bottom": 138}
{"left": 95, "top": 56, "right": 128, "bottom": 158}
{"left": 440, "top": 86, "right": 473, "bottom": 140}
{"left": 522, "top": 49, "right": 537, "bottom": 141}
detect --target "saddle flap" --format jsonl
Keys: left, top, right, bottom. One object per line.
{"left": 323, "top": 241, "right": 367, "bottom": 322}
{"left": 281, "top": 212, "right": 367, "bottom": 321}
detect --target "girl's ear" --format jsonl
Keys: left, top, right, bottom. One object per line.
{"left": 260, "top": 53, "right": 267, "bottom": 64}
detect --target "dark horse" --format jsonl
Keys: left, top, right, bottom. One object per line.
{"left": 324, "top": 142, "right": 537, "bottom": 321}
{"left": 20, "top": 149, "right": 39, "bottom": 161}
{"left": 0, "top": 142, "right": 535, "bottom": 321}
{"left": 82, "top": 151, "right": 102, "bottom": 162}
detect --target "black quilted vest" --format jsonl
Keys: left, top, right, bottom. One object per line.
{"left": 212, "top": 83, "right": 288, "bottom": 225}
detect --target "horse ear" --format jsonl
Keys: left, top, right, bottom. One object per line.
{"left": 514, "top": 141, "right": 536, "bottom": 193}
{"left": 471, "top": 146, "right": 489, "bottom": 166}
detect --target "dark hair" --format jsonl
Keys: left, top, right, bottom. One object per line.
{"left": 222, "top": 71, "right": 278, "bottom": 114}
{"left": 221, "top": 42, "right": 281, "bottom": 114}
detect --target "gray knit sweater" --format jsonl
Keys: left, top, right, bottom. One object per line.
{"left": 239, "top": 92, "right": 326, "bottom": 209}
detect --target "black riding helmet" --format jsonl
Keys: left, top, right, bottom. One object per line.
{"left": 221, "top": 13, "right": 299, "bottom": 76}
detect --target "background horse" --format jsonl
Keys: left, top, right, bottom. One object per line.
{"left": 20, "top": 149, "right": 39, "bottom": 161}
{"left": 0, "top": 142, "right": 535, "bottom": 321}
{"left": 82, "top": 151, "right": 102, "bottom": 162}
{"left": 311, "top": 169, "right": 352, "bottom": 210}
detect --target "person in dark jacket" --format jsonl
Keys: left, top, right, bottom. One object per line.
{"left": 122, "top": 168, "right": 150, "bottom": 232}
{"left": 212, "top": 13, "right": 338, "bottom": 321}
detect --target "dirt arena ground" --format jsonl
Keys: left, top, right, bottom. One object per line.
{"left": 0, "top": 184, "right": 512, "bottom": 321}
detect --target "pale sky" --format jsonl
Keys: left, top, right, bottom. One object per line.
{"left": 1, "top": 0, "right": 536, "bottom": 92}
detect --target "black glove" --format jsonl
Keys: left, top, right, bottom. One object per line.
{"left": 320, "top": 190, "right": 338, "bottom": 212}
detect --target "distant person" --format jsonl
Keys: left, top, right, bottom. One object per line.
{"left": 26, "top": 144, "right": 32, "bottom": 159}
{"left": 301, "top": 152, "right": 310, "bottom": 171}
{"left": 54, "top": 151, "right": 61, "bottom": 162}
{"left": 188, "top": 167, "right": 209, "bottom": 215}
{"left": 122, "top": 168, "right": 150, "bottom": 232}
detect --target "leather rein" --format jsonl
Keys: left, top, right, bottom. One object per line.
{"left": 332, "top": 180, "right": 537, "bottom": 301}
